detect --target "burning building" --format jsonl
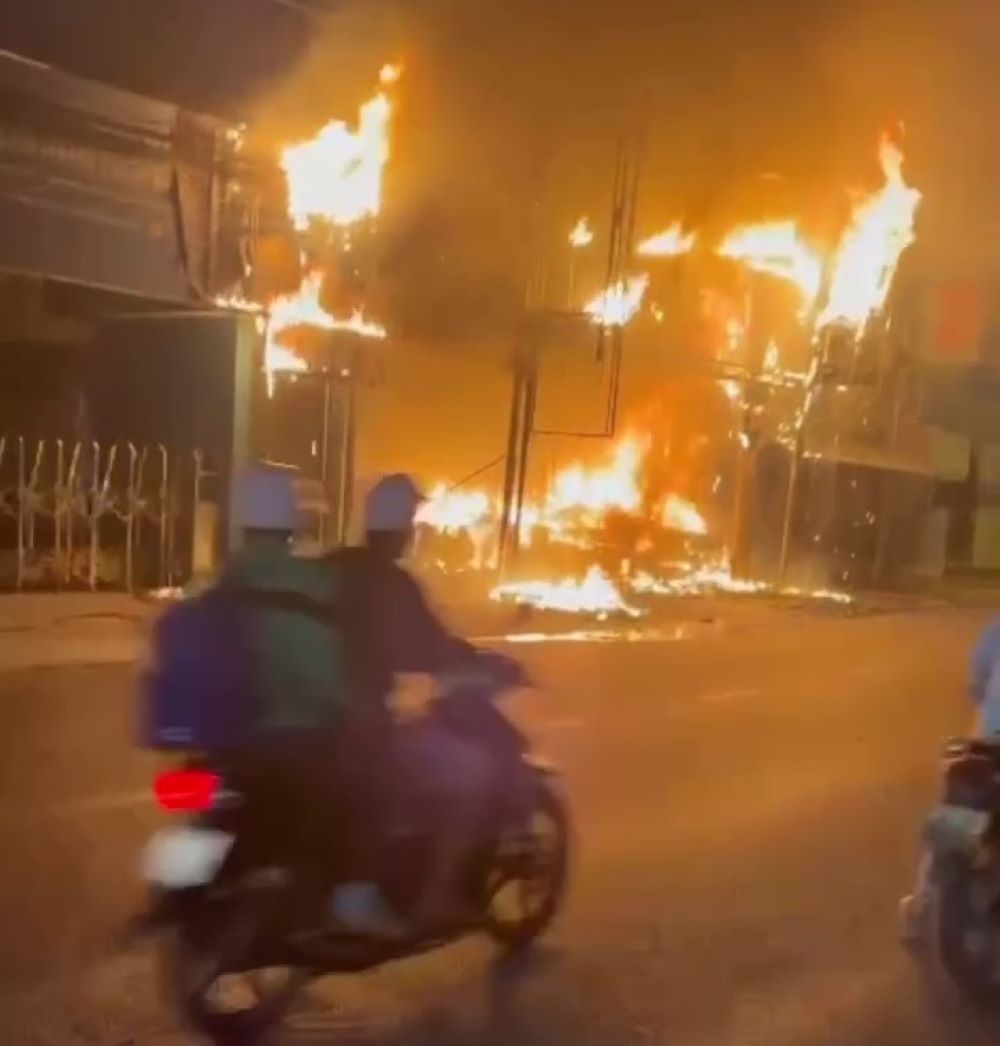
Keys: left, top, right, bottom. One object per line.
{"left": 402, "top": 131, "right": 931, "bottom": 610}
{"left": 0, "top": 20, "right": 986, "bottom": 606}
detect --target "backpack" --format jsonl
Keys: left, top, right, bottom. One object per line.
{"left": 140, "top": 585, "right": 343, "bottom": 752}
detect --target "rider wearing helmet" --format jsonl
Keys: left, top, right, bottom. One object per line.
{"left": 332, "top": 474, "right": 494, "bottom": 931}
{"left": 224, "top": 465, "right": 345, "bottom": 733}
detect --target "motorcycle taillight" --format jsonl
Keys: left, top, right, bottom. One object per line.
{"left": 153, "top": 769, "right": 220, "bottom": 813}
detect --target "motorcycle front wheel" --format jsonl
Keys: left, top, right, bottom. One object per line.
{"left": 480, "top": 778, "right": 570, "bottom": 951}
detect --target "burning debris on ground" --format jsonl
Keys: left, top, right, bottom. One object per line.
{"left": 412, "top": 412, "right": 857, "bottom": 619}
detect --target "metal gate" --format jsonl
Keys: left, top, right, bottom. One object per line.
{"left": 0, "top": 437, "right": 208, "bottom": 592}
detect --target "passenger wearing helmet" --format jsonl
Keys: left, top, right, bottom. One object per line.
{"left": 222, "top": 465, "right": 403, "bottom": 939}
{"left": 330, "top": 474, "right": 494, "bottom": 932}
{"left": 223, "top": 465, "right": 344, "bottom": 733}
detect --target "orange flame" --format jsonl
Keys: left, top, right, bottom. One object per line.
{"left": 264, "top": 269, "right": 386, "bottom": 393}
{"left": 421, "top": 431, "right": 712, "bottom": 549}
{"left": 544, "top": 436, "right": 645, "bottom": 525}
{"left": 583, "top": 274, "right": 650, "bottom": 326}
{"left": 637, "top": 223, "right": 696, "bottom": 257}
{"left": 280, "top": 72, "right": 397, "bottom": 231}
{"left": 632, "top": 559, "right": 852, "bottom": 604}
{"left": 717, "top": 221, "right": 823, "bottom": 308}
{"left": 661, "top": 494, "right": 708, "bottom": 535}
{"left": 491, "top": 565, "right": 641, "bottom": 618}
{"left": 816, "top": 135, "right": 921, "bottom": 331}
{"left": 252, "top": 65, "right": 399, "bottom": 385}
{"left": 417, "top": 485, "right": 493, "bottom": 532}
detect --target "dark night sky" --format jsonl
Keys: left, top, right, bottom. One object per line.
{"left": 4, "top": 1, "right": 1000, "bottom": 289}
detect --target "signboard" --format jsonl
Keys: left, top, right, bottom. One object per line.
{"left": 0, "top": 50, "right": 227, "bottom": 304}
{"left": 929, "top": 283, "right": 986, "bottom": 365}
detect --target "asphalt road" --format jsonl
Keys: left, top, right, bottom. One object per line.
{"left": 0, "top": 604, "right": 996, "bottom": 1045}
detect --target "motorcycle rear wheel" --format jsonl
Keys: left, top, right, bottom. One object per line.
{"left": 164, "top": 899, "right": 307, "bottom": 1045}
{"left": 481, "top": 779, "right": 570, "bottom": 951}
{"left": 936, "top": 855, "right": 1000, "bottom": 1007}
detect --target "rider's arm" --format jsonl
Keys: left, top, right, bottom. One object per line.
{"left": 389, "top": 572, "right": 475, "bottom": 675}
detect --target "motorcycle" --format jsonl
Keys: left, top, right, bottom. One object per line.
{"left": 920, "top": 735, "right": 1000, "bottom": 1003}
{"left": 132, "top": 652, "right": 570, "bottom": 1044}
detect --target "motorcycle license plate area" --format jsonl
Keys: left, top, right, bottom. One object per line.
{"left": 925, "top": 805, "right": 991, "bottom": 853}
{"left": 143, "top": 827, "right": 235, "bottom": 889}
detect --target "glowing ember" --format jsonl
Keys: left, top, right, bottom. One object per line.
{"left": 763, "top": 339, "right": 780, "bottom": 373}
{"left": 569, "top": 216, "right": 595, "bottom": 248}
{"left": 491, "top": 566, "right": 642, "bottom": 618}
{"left": 717, "top": 221, "right": 823, "bottom": 308}
{"left": 633, "top": 563, "right": 766, "bottom": 597}
{"left": 417, "top": 484, "right": 493, "bottom": 532}
{"left": 816, "top": 135, "right": 922, "bottom": 331}
{"left": 631, "top": 560, "right": 853, "bottom": 604}
{"left": 661, "top": 494, "right": 708, "bottom": 536}
{"left": 583, "top": 274, "right": 650, "bottom": 327}
{"left": 280, "top": 72, "right": 397, "bottom": 231}
{"left": 213, "top": 292, "right": 263, "bottom": 314}
{"left": 637, "top": 223, "right": 697, "bottom": 257}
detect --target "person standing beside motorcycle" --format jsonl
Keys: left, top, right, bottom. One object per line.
{"left": 900, "top": 614, "right": 1000, "bottom": 940}
{"left": 332, "top": 474, "right": 496, "bottom": 932}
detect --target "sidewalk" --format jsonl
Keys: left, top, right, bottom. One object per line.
{"left": 0, "top": 582, "right": 938, "bottom": 674}
{"left": 0, "top": 593, "right": 152, "bottom": 672}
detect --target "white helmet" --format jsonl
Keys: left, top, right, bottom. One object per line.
{"left": 233, "top": 466, "right": 299, "bottom": 532}
{"left": 364, "top": 473, "right": 425, "bottom": 532}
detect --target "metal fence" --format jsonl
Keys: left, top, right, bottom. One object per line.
{"left": 0, "top": 437, "right": 207, "bottom": 592}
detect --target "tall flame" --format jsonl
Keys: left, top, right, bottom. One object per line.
{"left": 280, "top": 75, "right": 396, "bottom": 231}
{"left": 816, "top": 135, "right": 921, "bottom": 330}
{"left": 637, "top": 223, "right": 697, "bottom": 257}
{"left": 252, "top": 66, "right": 399, "bottom": 386}
{"left": 717, "top": 221, "right": 823, "bottom": 308}
{"left": 583, "top": 274, "right": 650, "bottom": 327}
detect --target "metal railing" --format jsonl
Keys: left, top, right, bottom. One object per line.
{"left": 0, "top": 437, "right": 208, "bottom": 592}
